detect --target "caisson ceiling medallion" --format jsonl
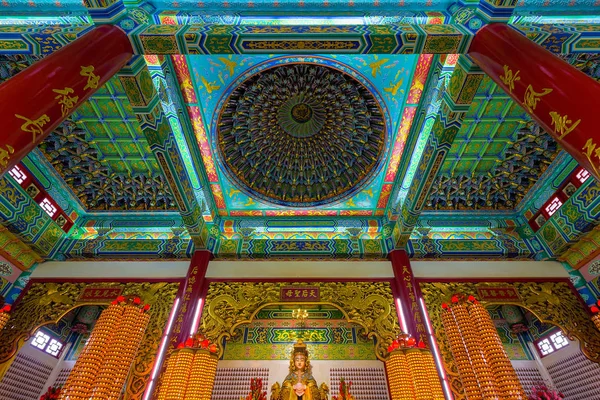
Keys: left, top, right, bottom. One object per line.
{"left": 215, "top": 59, "right": 388, "bottom": 207}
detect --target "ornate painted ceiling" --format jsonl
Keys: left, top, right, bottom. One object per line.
{"left": 0, "top": 0, "right": 600, "bottom": 264}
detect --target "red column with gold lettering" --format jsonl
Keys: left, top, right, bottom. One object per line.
{"left": 150, "top": 250, "right": 211, "bottom": 399}
{"left": 468, "top": 23, "right": 600, "bottom": 180}
{"left": 0, "top": 25, "right": 132, "bottom": 175}
{"left": 389, "top": 250, "right": 426, "bottom": 344}
{"left": 172, "top": 250, "right": 211, "bottom": 344}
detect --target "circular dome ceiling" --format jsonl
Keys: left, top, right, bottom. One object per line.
{"left": 216, "top": 60, "right": 387, "bottom": 207}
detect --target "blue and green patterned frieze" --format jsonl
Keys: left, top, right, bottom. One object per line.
{"left": 535, "top": 178, "right": 600, "bottom": 258}
{"left": 214, "top": 238, "right": 387, "bottom": 260}
{"left": 2, "top": 20, "right": 598, "bottom": 55}
{"left": 62, "top": 235, "right": 193, "bottom": 259}
{"left": 407, "top": 236, "right": 534, "bottom": 259}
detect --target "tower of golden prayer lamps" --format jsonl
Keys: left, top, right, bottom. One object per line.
{"left": 59, "top": 295, "right": 152, "bottom": 400}
{"left": 384, "top": 333, "right": 445, "bottom": 400}
{"left": 0, "top": 304, "right": 10, "bottom": 331}
{"left": 157, "top": 334, "right": 219, "bottom": 400}
{"left": 468, "top": 299, "right": 526, "bottom": 399}
{"left": 441, "top": 294, "right": 526, "bottom": 400}
{"left": 589, "top": 303, "right": 600, "bottom": 331}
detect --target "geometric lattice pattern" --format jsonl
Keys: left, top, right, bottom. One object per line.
{"left": 426, "top": 76, "right": 559, "bottom": 210}
{"left": 39, "top": 120, "right": 177, "bottom": 211}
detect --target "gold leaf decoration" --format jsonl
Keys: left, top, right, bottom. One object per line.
{"left": 201, "top": 281, "right": 400, "bottom": 361}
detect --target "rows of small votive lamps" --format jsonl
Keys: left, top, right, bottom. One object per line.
{"left": 441, "top": 299, "right": 526, "bottom": 399}
{"left": 592, "top": 314, "right": 600, "bottom": 331}
{"left": 385, "top": 348, "right": 445, "bottom": 400}
{"left": 330, "top": 368, "right": 389, "bottom": 400}
{"left": 0, "top": 310, "right": 9, "bottom": 331}
{"left": 212, "top": 368, "right": 269, "bottom": 399}
{"left": 58, "top": 302, "right": 150, "bottom": 400}
{"left": 157, "top": 348, "right": 219, "bottom": 400}
{"left": 0, "top": 353, "right": 53, "bottom": 399}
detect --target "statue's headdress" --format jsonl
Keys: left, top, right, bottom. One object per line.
{"left": 289, "top": 339, "right": 312, "bottom": 374}
{"left": 292, "top": 339, "right": 308, "bottom": 358}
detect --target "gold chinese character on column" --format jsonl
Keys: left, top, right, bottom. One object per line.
{"left": 14, "top": 114, "right": 50, "bottom": 143}
{"left": 549, "top": 111, "right": 581, "bottom": 139}
{"left": 499, "top": 65, "right": 520, "bottom": 93}
{"left": 80, "top": 65, "right": 100, "bottom": 90}
{"left": 582, "top": 139, "right": 600, "bottom": 176}
{"left": 523, "top": 85, "right": 553, "bottom": 113}
{"left": 53, "top": 87, "right": 79, "bottom": 117}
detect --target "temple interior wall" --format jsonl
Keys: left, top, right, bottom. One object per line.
{"left": 31, "top": 260, "right": 569, "bottom": 280}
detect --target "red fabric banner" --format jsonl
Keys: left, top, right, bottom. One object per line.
{"left": 469, "top": 24, "right": 600, "bottom": 180}
{"left": 0, "top": 25, "right": 132, "bottom": 175}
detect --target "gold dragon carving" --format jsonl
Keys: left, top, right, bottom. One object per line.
{"left": 0, "top": 281, "right": 179, "bottom": 400}
{"left": 200, "top": 281, "right": 400, "bottom": 361}
{"left": 420, "top": 281, "right": 600, "bottom": 400}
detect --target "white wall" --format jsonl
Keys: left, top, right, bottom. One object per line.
{"left": 32, "top": 259, "right": 569, "bottom": 280}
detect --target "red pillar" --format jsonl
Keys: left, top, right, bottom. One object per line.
{"left": 148, "top": 250, "right": 211, "bottom": 399}
{"left": 171, "top": 250, "right": 211, "bottom": 345}
{"left": 389, "top": 249, "right": 427, "bottom": 345}
{"left": 468, "top": 23, "right": 600, "bottom": 180}
{"left": 0, "top": 25, "right": 132, "bottom": 175}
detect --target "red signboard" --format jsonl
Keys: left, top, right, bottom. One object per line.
{"left": 476, "top": 286, "right": 521, "bottom": 302}
{"left": 280, "top": 287, "right": 320, "bottom": 302}
{"left": 77, "top": 287, "right": 123, "bottom": 302}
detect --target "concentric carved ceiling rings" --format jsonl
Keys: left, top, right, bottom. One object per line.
{"left": 215, "top": 59, "right": 388, "bottom": 207}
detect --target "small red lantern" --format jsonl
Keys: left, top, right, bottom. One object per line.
{"left": 591, "top": 305, "right": 599, "bottom": 314}
{"left": 201, "top": 339, "right": 210, "bottom": 349}
{"left": 185, "top": 338, "right": 194, "bottom": 348}
{"left": 2, "top": 305, "right": 11, "bottom": 313}
{"left": 441, "top": 303, "right": 448, "bottom": 309}
{"left": 451, "top": 294, "right": 459, "bottom": 303}
{"left": 116, "top": 295, "right": 125, "bottom": 303}
{"left": 209, "top": 343, "right": 218, "bottom": 353}
{"left": 133, "top": 297, "right": 141, "bottom": 305}
{"left": 406, "top": 337, "right": 416, "bottom": 347}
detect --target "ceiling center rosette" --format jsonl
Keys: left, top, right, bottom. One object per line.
{"left": 213, "top": 57, "right": 390, "bottom": 208}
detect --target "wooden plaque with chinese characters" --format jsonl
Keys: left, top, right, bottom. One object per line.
{"left": 280, "top": 286, "right": 320, "bottom": 302}
{"left": 77, "top": 287, "right": 123, "bottom": 302}
{"left": 476, "top": 286, "right": 521, "bottom": 302}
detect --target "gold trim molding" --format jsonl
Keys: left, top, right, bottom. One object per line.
{"left": 420, "top": 281, "right": 600, "bottom": 399}
{"left": 200, "top": 281, "right": 400, "bottom": 361}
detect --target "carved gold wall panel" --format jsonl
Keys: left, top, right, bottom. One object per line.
{"left": 420, "top": 281, "right": 600, "bottom": 399}
{"left": 0, "top": 281, "right": 179, "bottom": 400}
{"left": 200, "top": 281, "right": 400, "bottom": 361}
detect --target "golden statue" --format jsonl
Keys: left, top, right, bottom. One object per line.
{"left": 271, "top": 340, "right": 329, "bottom": 400}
